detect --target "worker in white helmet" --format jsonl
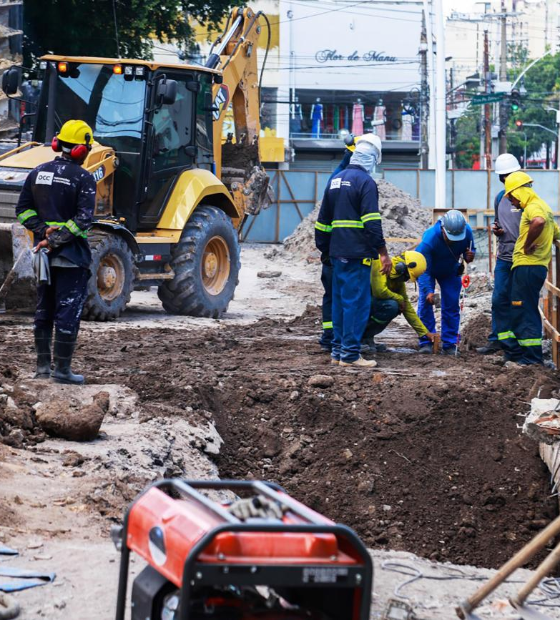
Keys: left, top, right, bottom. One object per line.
{"left": 476, "top": 153, "right": 522, "bottom": 355}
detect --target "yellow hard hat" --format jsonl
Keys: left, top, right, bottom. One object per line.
{"left": 504, "top": 171, "right": 533, "bottom": 196}
{"left": 57, "top": 119, "right": 93, "bottom": 146}
{"left": 403, "top": 250, "right": 427, "bottom": 281}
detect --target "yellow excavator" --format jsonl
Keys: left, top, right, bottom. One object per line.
{"left": 0, "top": 7, "right": 274, "bottom": 320}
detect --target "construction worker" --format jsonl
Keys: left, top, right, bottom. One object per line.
{"left": 315, "top": 133, "right": 391, "bottom": 367}
{"left": 501, "top": 172, "right": 560, "bottom": 365}
{"left": 477, "top": 153, "right": 522, "bottom": 355}
{"left": 15, "top": 119, "right": 95, "bottom": 384}
{"left": 319, "top": 133, "right": 363, "bottom": 352}
{"left": 416, "top": 210, "right": 476, "bottom": 354}
{"left": 362, "top": 251, "right": 436, "bottom": 350}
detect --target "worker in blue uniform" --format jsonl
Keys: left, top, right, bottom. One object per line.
{"left": 319, "top": 133, "right": 363, "bottom": 352}
{"left": 15, "top": 119, "right": 96, "bottom": 384}
{"left": 315, "top": 133, "right": 391, "bottom": 368}
{"left": 416, "top": 210, "right": 476, "bottom": 354}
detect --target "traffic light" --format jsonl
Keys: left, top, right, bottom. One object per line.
{"left": 511, "top": 88, "right": 521, "bottom": 111}
{"left": 515, "top": 119, "right": 524, "bottom": 129}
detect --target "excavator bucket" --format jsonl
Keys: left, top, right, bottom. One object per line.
{"left": 0, "top": 223, "right": 35, "bottom": 311}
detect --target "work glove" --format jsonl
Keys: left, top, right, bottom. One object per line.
{"left": 228, "top": 495, "right": 286, "bottom": 521}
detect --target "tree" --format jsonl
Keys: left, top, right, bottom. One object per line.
{"left": 24, "top": 0, "right": 242, "bottom": 65}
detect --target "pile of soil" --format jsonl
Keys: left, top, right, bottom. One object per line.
{"left": 283, "top": 179, "right": 431, "bottom": 258}
{"left": 3, "top": 308, "right": 558, "bottom": 569}
{"left": 461, "top": 313, "right": 493, "bottom": 351}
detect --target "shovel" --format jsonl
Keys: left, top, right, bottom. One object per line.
{"left": 508, "top": 540, "right": 560, "bottom": 620}
{"left": 456, "top": 514, "right": 560, "bottom": 619}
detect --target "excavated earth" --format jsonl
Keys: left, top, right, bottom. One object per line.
{"left": 1, "top": 306, "right": 558, "bottom": 571}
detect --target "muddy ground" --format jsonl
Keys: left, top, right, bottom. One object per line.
{"left": 1, "top": 245, "right": 559, "bottom": 618}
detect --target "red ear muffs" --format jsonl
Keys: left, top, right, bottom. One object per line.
{"left": 51, "top": 136, "right": 61, "bottom": 152}
{"left": 70, "top": 144, "right": 88, "bottom": 161}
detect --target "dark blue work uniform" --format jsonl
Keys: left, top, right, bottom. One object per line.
{"left": 416, "top": 221, "right": 476, "bottom": 350}
{"left": 15, "top": 158, "right": 95, "bottom": 333}
{"left": 315, "top": 164, "right": 385, "bottom": 363}
{"left": 319, "top": 149, "right": 353, "bottom": 351}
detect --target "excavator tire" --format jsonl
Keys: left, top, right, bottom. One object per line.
{"left": 82, "top": 230, "right": 135, "bottom": 321}
{"left": 158, "top": 205, "right": 240, "bottom": 318}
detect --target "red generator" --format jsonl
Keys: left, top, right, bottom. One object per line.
{"left": 113, "top": 479, "right": 373, "bottom": 620}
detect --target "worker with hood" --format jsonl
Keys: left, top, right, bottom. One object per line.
{"left": 318, "top": 133, "right": 366, "bottom": 353}
{"left": 501, "top": 172, "right": 560, "bottom": 365}
{"left": 315, "top": 133, "right": 391, "bottom": 368}
{"left": 477, "top": 153, "right": 522, "bottom": 355}
{"left": 362, "top": 251, "right": 436, "bottom": 351}
{"left": 416, "top": 210, "right": 476, "bottom": 354}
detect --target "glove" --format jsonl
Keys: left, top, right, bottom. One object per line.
{"left": 228, "top": 495, "right": 286, "bottom": 521}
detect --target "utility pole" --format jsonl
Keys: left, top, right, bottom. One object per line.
{"left": 434, "top": 0, "right": 446, "bottom": 208}
{"left": 498, "top": 1, "right": 508, "bottom": 154}
{"left": 483, "top": 29, "right": 492, "bottom": 170}
{"left": 449, "top": 66, "right": 456, "bottom": 169}
{"left": 420, "top": 12, "right": 429, "bottom": 169}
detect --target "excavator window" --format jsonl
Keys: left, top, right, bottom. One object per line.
{"left": 138, "top": 72, "right": 196, "bottom": 227}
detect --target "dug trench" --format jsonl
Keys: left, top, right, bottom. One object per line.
{"left": 1, "top": 307, "right": 559, "bottom": 572}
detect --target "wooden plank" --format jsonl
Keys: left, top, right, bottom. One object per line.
{"left": 544, "top": 280, "right": 560, "bottom": 299}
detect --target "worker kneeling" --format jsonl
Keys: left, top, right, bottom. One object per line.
{"left": 362, "top": 251, "right": 436, "bottom": 351}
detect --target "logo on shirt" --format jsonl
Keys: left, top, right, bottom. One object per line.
{"left": 36, "top": 171, "right": 54, "bottom": 185}
{"left": 330, "top": 178, "right": 341, "bottom": 190}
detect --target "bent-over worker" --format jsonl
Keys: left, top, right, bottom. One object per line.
{"left": 416, "top": 210, "right": 476, "bottom": 355}
{"left": 15, "top": 119, "right": 96, "bottom": 384}
{"left": 315, "top": 134, "right": 390, "bottom": 368}
{"left": 362, "top": 251, "right": 436, "bottom": 351}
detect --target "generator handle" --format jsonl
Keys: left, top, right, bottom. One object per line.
{"left": 179, "top": 522, "right": 373, "bottom": 620}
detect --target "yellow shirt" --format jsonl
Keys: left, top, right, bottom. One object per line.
{"left": 512, "top": 190, "right": 560, "bottom": 267}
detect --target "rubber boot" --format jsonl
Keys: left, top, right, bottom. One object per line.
{"left": 52, "top": 331, "right": 85, "bottom": 385}
{"left": 34, "top": 327, "right": 52, "bottom": 379}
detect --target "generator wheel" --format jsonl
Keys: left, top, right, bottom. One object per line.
{"left": 158, "top": 205, "right": 240, "bottom": 318}
{"left": 82, "top": 231, "right": 135, "bottom": 321}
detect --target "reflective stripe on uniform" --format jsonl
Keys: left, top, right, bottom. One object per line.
{"left": 332, "top": 219, "right": 364, "bottom": 229}
{"left": 46, "top": 221, "right": 66, "bottom": 227}
{"left": 322, "top": 321, "right": 333, "bottom": 329}
{"left": 518, "top": 338, "right": 542, "bottom": 347}
{"left": 315, "top": 222, "right": 332, "bottom": 233}
{"left": 17, "top": 209, "right": 38, "bottom": 224}
{"left": 498, "top": 331, "right": 515, "bottom": 340}
{"left": 361, "top": 213, "right": 382, "bottom": 223}
{"left": 64, "top": 219, "right": 87, "bottom": 238}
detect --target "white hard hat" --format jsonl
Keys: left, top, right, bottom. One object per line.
{"left": 356, "top": 133, "right": 382, "bottom": 163}
{"left": 494, "top": 153, "right": 521, "bottom": 176}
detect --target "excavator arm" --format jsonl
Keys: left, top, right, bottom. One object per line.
{"left": 206, "top": 7, "right": 272, "bottom": 216}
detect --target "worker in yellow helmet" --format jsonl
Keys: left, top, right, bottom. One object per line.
{"left": 15, "top": 119, "right": 95, "bottom": 384}
{"left": 361, "top": 251, "right": 436, "bottom": 352}
{"left": 501, "top": 171, "right": 560, "bottom": 365}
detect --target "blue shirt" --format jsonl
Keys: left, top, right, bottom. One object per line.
{"left": 416, "top": 221, "right": 476, "bottom": 288}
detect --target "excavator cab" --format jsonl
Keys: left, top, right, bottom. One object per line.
{"left": 0, "top": 7, "right": 272, "bottom": 319}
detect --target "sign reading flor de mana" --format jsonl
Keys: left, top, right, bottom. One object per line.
{"left": 315, "top": 50, "right": 397, "bottom": 63}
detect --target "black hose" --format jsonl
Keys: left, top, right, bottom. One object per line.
{"left": 258, "top": 13, "right": 272, "bottom": 99}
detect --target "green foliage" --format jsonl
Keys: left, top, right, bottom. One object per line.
{"left": 24, "top": 0, "right": 241, "bottom": 65}
{"left": 506, "top": 51, "right": 560, "bottom": 164}
{"left": 453, "top": 50, "right": 560, "bottom": 168}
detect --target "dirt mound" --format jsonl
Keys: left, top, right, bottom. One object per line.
{"left": 283, "top": 179, "right": 431, "bottom": 259}
{"left": 461, "top": 313, "right": 493, "bottom": 351}
{"left": 3, "top": 310, "right": 559, "bottom": 569}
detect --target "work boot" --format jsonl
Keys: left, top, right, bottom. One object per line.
{"left": 52, "top": 331, "right": 85, "bottom": 385}
{"left": 340, "top": 356, "right": 378, "bottom": 368}
{"left": 34, "top": 327, "right": 52, "bottom": 379}
{"left": 476, "top": 342, "right": 501, "bottom": 355}
{"left": 331, "top": 357, "right": 340, "bottom": 366}
{"left": 441, "top": 347, "right": 459, "bottom": 356}
{"left": 418, "top": 344, "right": 433, "bottom": 354}
{"left": 361, "top": 337, "right": 387, "bottom": 353}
